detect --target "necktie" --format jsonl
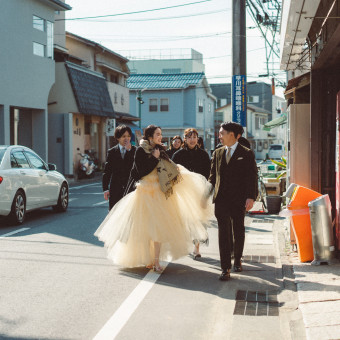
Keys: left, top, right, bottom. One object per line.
{"left": 121, "top": 147, "right": 126, "bottom": 159}
{"left": 226, "top": 147, "right": 231, "bottom": 164}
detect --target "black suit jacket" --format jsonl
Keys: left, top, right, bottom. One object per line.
{"left": 102, "top": 145, "right": 136, "bottom": 203}
{"left": 209, "top": 144, "right": 257, "bottom": 209}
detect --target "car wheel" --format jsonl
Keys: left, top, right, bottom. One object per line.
{"left": 10, "top": 190, "right": 26, "bottom": 225}
{"left": 53, "top": 183, "right": 69, "bottom": 212}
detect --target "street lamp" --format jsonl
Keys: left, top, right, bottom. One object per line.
{"left": 136, "top": 90, "right": 144, "bottom": 129}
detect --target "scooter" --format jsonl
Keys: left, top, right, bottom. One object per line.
{"left": 78, "top": 152, "right": 96, "bottom": 179}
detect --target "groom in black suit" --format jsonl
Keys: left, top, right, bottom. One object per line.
{"left": 103, "top": 125, "right": 136, "bottom": 210}
{"left": 209, "top": 122, "right": 257, "bottom": 281}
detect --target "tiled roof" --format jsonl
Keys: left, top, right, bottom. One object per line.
{"left": 127, "top": 73, "right": 205, "bottom": 90}
{"left": 65, "top": 62, "right": 115, "bottom": 118}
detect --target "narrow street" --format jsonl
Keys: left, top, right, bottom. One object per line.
{"left": 0, "top": 180, "right": 304, "bottom": 340}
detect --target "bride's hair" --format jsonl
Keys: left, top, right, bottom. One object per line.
{"left": 143, "top": 125, "right": 169, "bottom": 161}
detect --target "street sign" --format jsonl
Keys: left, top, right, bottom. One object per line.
{"left": 232, "top": 75, "right": 247, "bottom": 127}
{"left": 106, "top": 118, "right": 116, "bottom": 137}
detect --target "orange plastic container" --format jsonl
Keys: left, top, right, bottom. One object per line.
{"left": 288, "top": 185, "right": 322, "bottom": 262}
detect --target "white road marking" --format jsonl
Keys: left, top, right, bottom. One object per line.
{"left": 93, "top": 201, "right": 108, "bottom": 206}
{"left": 93, "top": 262, "right": 169, "bottom": 340}
{"left": 72, "top": 192, "right": 103, "bottom": 195}
{"left": 70, "top": 183, "right": 100, "bottom": 190}
{"left": 68, "top": 198, "right": 78, "bottom": 202}
{"left": 0, "top": 228, "right": 31, "bottom": 238}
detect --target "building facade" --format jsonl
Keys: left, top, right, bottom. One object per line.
{"left": 48, "top": 32, "right": 134, "bottom": 176}
{"left": 280, "top": 0, "right": 340, "bottom": 248}
{"left": 0, "top": 0, "right": 71, "bottom": 161}
{"left": 128, "top": 73, "right": 216, "bottom": 152}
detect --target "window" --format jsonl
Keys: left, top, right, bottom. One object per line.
{"left": 114, "top": 92, "right": 117, "bottom": 104}
{"left": 33, "top": 15, "right": 44, "bottom": 31}
{"left": 149, "top": 99, "right": 158, "bottom": 112}
{"left": 102, "top": 71, "right": 107, "bottom": 80}
{"left": 121, "top": 94, "right": 124, "bottom": 106}
{"left": 248, "top": 95, "right": 260, "bottom": 103}
{"left": 25, "top": 152, "right": 46, "bottom": 170}
{"left": 33, "top": 42, "right": 45, "bottom": 57}
{"left": 255, "top": 115, "right": 267, "bottom": 129}
{"left": 162, "top": 68, "right": 181, "bottom": 74}
{"left": 46, "top": 21, "right": 53, "bottom": 58}
{"left": 110, "top": 74, "right": 118, "bottom": 84}
{"left": 0, "top": 149, "right": 5, "bottom": 164}
{"left": 11, "top": 152, "right": 30, "bottom": 169}
{"left": 198, "top": 99, "right": 203, "bottom": 113}
{"left": 208, "top": 103, "right": 211, "bottom": 113}
{"left": 160, "top": 98, "right": 169, "bottom": 112}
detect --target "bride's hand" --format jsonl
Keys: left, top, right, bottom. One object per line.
{"left": 152, "top": 149, "right": 160, "bottom": 158}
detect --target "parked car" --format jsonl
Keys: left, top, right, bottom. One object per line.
{"left": 0, "top": 145, "right": 69, "bottom": 225}
{"left": 268, "top": 144, "right": 285, "bottom": 160}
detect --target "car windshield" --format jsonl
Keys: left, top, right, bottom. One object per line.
{"left": 0, "top": 148, "right": 6, "bottom": 164}
{"left": 270, "top": 145, "right": 282, "bottom": 150}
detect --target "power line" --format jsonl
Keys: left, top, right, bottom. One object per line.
{"left": 75, "top": 8, "right": 230, "bottom": 23}
{"left": 57, "top": 0, "right": 212, "bottom": 21}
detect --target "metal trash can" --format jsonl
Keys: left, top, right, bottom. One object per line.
{"left": 308, "top": 194, "right": 336, "bottom": 265}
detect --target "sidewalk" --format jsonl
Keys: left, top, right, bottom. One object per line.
{"left": 257, "top": 204, "right": 340, "bottom": 340}
{"left": 283, "top": 219, "right": 340, "bottom": 340}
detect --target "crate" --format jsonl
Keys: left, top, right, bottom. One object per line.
{"left": 263, "top": 179, "right": 280, "bottom": 195}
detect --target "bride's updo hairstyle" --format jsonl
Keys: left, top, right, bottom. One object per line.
{"left": 142, "top": 124, "right": 169, "bottom": 161}
{"left": 143, "top": 124, "right": 161, "bottom": 141}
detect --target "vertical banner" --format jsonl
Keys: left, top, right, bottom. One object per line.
{"left": 232, "top": 75, "right": 247, "bottom": 127}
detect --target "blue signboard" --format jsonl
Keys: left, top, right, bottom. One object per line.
{"left": 232, "top": 75, "right": 247, "bottom": 127}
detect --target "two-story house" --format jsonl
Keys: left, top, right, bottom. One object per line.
{"left": 128, "top": 73, "right": 216, "bottom": 152}
{"left": 48, "top": 32, "right": 134, "bottom": 176}
{"left": 0, "top": 0, "right": 71, "bottom": 161}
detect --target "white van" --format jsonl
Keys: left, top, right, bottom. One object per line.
{"left": 268, "top": 144, "right": 284, "bottom": 160}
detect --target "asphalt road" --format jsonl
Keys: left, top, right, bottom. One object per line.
{"left": 0, "top": 181, "right": 302, "bottom": 340}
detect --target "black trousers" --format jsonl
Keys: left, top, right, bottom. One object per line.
{"left": 108, "top": 187, "right": 124, "bottom": 210}
{"left": 215, "top": 202, "right": 245, "bottom": 270}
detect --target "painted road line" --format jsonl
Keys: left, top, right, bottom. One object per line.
{"left": 68, "top": 198, "right": 78, "bottom": 202}
{"left": 93, "top": 262, "right": 169, "bottom": 340}
{"left": 69, "top": 183, "right": 100, "bottom": 190}
{"left": 0, "top": 228, "right": 31, "bottom": 238}
{"left": 93, "top": 201, "right": 108, "bottom": 206}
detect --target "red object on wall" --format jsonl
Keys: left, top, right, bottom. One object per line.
{"left": 335, "top": 91, "right": 340, "bottom": 250}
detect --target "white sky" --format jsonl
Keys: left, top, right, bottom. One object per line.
{"left": 64, "top": 0, "right": 285, "bottom": 97}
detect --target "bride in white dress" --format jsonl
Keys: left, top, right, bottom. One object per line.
{"left": 94, "top": 125, "right": 213, "bottom": 272}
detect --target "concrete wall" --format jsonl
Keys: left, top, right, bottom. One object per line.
{"left": 48, "top": 62, "right": 78, "bottom": 114}
{"left": 0, "top": 0, "right": 58, "bottom": 159}
{"left": 128, "top": 59, "right": 205, "bottom": 74}
{"left": 107, "top": 82, "right": 130, "bottom": 114}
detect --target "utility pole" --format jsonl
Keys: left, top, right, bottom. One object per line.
{"left": 232, "top": 0, "right": 247, "bottom": 136}
{"left": 137, "top": 90, "right": 143, "bottom": 129}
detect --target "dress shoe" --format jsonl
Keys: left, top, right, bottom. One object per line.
{"left": 233, "top": 264, "right": 243, "bottom": 272}
{"left": 219, "top": 269, "right": 231, "bottom": 281}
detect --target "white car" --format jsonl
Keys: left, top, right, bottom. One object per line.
{"left": 0, "top": 145, "right": 69, "bottom": 224}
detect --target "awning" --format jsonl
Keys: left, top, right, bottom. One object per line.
{"left": 263, "top": 113, "right": 287, "bottom": 131}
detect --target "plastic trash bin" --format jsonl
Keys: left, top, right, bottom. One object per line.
{"left": 288, "top": 185, "right": 322, "bottom": 262}
{"left": 308, "top": 194, "right": 336, "bottom": 265}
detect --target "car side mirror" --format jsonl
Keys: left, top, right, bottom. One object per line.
{"left": 48, "top": 163, "right": 57, "bottom": 171}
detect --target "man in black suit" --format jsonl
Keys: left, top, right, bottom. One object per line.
{"left": 103, "top": 125, "right": 136, "bottom": 210}
{"left": 209, "top": 122, "right": 257, "bottom": 281}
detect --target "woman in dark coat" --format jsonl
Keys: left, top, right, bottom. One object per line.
{"left": 166, "top": 135, "right": 182, "bottom": 158}
{"left": 172, "top": 128, "right": 211, "bottom": 258}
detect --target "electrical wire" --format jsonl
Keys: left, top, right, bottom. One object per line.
{"left": 57, "top": 0, "right": 213, "bottom": 21}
